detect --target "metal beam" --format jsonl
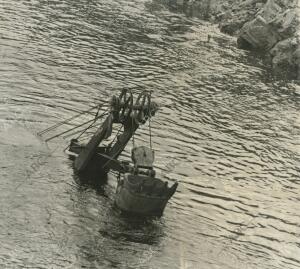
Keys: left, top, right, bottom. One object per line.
{"left": 74, "top": 114, "right": 113, "bottom": 172}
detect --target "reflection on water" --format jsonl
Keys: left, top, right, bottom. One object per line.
{"left": 0, "top": 0, "right": 299, "bottom": 268}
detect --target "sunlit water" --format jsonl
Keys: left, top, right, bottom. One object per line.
{"left": 0, "top": 0, "right": 299, "bottom": 268}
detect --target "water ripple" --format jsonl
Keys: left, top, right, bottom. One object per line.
{"left": 0, "top": 0, "right": 299, "bottom": 268}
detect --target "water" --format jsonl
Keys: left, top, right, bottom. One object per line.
{"left": 0, "top": 0, "right": 300, "bottom": 268}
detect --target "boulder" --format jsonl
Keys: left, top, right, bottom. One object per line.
{"left": 270, "top": 36, "right": 300, "bottom": 79}
{"left": 237, "top": 0, "right": 298, "bottom": 50}
{"left": 270, "top": 9, "right": 299, "bottom": 39}
{"left": 238, "top": 15, "right": 278, "bottom": 50}
{"left": 216, "top": 0, "right": 264, "bottom": 35}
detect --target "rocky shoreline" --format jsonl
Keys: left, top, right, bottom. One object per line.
{"left": 161, "top": 0, "right": 300, "bottom": 80}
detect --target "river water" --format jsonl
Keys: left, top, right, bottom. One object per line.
{"left": 0, "top": 0, "right": 300, "bottom": 268}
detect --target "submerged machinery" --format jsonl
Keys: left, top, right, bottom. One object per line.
{"left": 40, "top": 89, "right": 178, "bottom": 216}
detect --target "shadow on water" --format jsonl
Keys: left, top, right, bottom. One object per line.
{"left": 66, "top": 151, "right": 108, "bottom": 189}
{"left": 100, "top": 209, "right": 165, "bottom": 245}
{"left": 71, "top": 166, "right": 108, "bottom": 196}
{"left": 69, "top": 157, "right": 164, "bottom": 244}
{"left": 69, "top": 170, "right": 164, "bottom": 268}
{"left": 76, "top": 216, "right": 163, "bottom": 268}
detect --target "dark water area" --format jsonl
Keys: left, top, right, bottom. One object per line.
{"left": 0, "top": 0, "right": 300, "bottom": 268}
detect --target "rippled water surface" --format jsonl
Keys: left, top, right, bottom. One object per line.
{"left": 0, "top": 0, "right": 300, "bottom": 268}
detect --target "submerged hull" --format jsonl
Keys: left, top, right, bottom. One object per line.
{"left": 115, "top": 174, "right": 177, "bottom": 216}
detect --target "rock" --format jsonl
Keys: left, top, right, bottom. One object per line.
{"left": 270, "top": 37, "right": 300, "bottom": 79}
{"left": 237, "top": 0, "right": 299, "bottom": 50}
{"left": 258, "top": 0, "right": 283, "bottom": 22}
{"left": 231, "top": 0, "right": 300, "bottom": 79}
{"left": 292, "top": 47, "right": 300, "bottom": 80}
{"left": 238, "top": 15, "right": 278, "bottom": 50}
{"left": 160, "top": 0, "right": 300, "bottom": 79}
{"left": 216, "top": 0, "right": 264, "bottom": 35}
{"left": 220, "top": 22, "right": 240, "bottom": 35}
{"left": 270, "top": 9, "right": 299, "bottom": 39}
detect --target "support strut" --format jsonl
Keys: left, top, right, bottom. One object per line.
{"left": 72, "top": 90, "right": 157, "bottom": 173}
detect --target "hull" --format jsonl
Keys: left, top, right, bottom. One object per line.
{"left": 115, "top": 174, "right": 177, "bottom": 216}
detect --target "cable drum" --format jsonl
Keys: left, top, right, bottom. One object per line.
{"left": 118, "top": 89, "right": 133, "bottom": 122}
{"left": 131, "top": 91, "right": 151, "bottom": 125}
